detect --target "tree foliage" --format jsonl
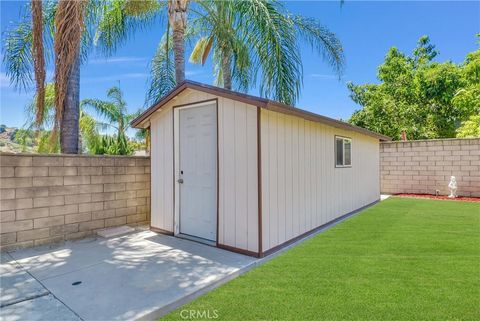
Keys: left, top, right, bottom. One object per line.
{"left": 348, "top": 36, "right": 480, "bottom": 140}
{"left": 456, "top": 115, "right": 480, "bottom": 138}
{"left": 81, "top": 85, "right": 143, "bottom": 155}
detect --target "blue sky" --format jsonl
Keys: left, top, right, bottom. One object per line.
{"left": 1, "top": 1, "right": 479, "bottom": 136}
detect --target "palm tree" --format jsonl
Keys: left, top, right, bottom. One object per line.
{"left": 3, "top": 0, "right": 156, "bottom": 154}
{"left": 81, "top": 85, "right": 137, "bottom": 139}
{"left": 24, "top": 83, "right": 106, "bottom": 154}
{"left": 4, "top": 1, "right": 87, "bottom": 154}
{"left": 147, "top": 0, "right": 344, "bottom": 106}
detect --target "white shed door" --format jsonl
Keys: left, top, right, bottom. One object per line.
{"left": 178, "top": 104, "right": 217, "bottom": 241}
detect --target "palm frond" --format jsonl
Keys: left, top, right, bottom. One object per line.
{"left": 25, "top": 83, "right": 56, "bottom": 129}
{"left": 145, "top": 33, "right": 176, "bottom": 106}
{"left": 106, "top": 86, "right": 127, "bottom": 113}
{"left": 3, "top": 12, "right": 33, "bottom": 91}
{"left": 237, "top": 0, "right": 302, "bottom": 105}
{"left": 290, "top": 14, "right": 345, "bottom": 77}
{"left": 189, "top": 36, "right": 212, "bottom": 65}
{"left": 94, "top": 0, "right": 163, "bottom": 56}
{"left": 81, "top": 98, "right": 119, "bottom": 123}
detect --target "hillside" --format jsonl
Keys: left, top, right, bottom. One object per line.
{"left": 0, "top": 126, "right": 35, "bottom": 154}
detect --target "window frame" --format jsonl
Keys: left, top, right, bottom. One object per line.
{"left": 335, "top": 135, "right": 352, "bottom": 168}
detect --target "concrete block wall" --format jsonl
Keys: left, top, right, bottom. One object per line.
{"left": 0, "top": 153, "right": 151, "bottom": 251}
{"left": 380, "top": 138, "right": 480, "bottom": 197}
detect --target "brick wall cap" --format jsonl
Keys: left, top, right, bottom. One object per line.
{"left": 380, "top": 138, "right": 479, "bottom": 145}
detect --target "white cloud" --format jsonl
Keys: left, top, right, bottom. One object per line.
{"left": 89, "top": 56, "right": 147, "bottom": 64}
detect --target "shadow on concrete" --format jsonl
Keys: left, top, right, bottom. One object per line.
{"left": 3, "top": 230, "right": 256, "bottom": 321}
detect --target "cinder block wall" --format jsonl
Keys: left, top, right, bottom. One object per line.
{"left": 380, "top": 138, "right": 480, "bottom": 197}
{"left": 0, "top": 153, "right": 150, "bottom": 251}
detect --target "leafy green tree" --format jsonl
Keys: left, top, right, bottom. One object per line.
{"left": 456, "top": 115, "right": 480, "bottom": 138}
{"left": 349, "top": 36, "right": 479, "bottom": 140}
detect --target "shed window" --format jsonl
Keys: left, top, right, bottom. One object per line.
{"left": 335, "top": 136, "right": 352, "bottom": 167}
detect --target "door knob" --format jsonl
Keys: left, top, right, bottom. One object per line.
{"left": 177, "top": 178, "right": 184, "bottom": 184}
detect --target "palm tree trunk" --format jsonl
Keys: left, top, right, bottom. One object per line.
{"left": 60, "top": 51, "right": 80, "bottom": 154}
{"left": 221, "top": 52, "right": 232, "bottom": 90}
{"left": 54, "top": 0, "right": 84, "bottom": 154}
{"left": 31, "top": 0, "right": 46, "bottom": 126}
{"left": 172, "top": 24, "right": 185, "bottom": 83}
{"left": 168, "top": 0, "right": 189, "bottom": 84}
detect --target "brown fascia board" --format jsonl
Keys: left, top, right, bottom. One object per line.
{"left": 130, "top": 80, "right": 391, "bottom": 141}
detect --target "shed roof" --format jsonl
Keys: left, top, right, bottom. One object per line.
{"left": 131, "top": 80, "right": 391, "bottom": 141}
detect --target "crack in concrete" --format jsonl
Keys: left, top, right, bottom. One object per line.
{"left": 0, "top": 291, "right": 49, "bottom": 308}
{"left": 9, "top": 258, "right": 85, "bottom": 321}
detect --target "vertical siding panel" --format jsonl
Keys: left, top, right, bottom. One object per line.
{"left": 320, "top": 125, "right": 328, "bottom": 224}
{"left": 246, "top": 106, "right": 258, "bottom": 252}
{"left": 261, "top": 110, "right": 270, "bottom": 251}
{"left": 223, "top": 99, "right": 236, "bottom": 246}
{"left": 160, "top": 111, "right": 167, "bottom": 229}
{"left": 150, "top": 106, "right": 174, "bottom": 231}
{"left": 284, "top": 116, "right": 293, "bottom": 241}
{"left": 268, "top": 112, "right": 278, "bottom": 248}
{"left": 161, "top": 113, "right": 167, "bottom": 229}
{"left": 151, "top": 120, "right": 160, "bottom": 228}
{"left": 234, "top": 102, "right": 248, "bottom": 249}
{"left": 298, "top": 119, "right": 305, "bottom": 235}
{"left": 277, "top": 114, "right": 286, "bottom": 244}
{"left": 327, "top": 127, "right": 334, "bottom": 221}
{"left": 305, "top": 122, "right": 312, "bottom": 230}
{"left": 217, "top": 98, "right": 225, "bottom": 245}
{"left": 314, "top": 125, "right": 320, "bottom": 227}
{"left": 165, "top": 108, "right": 174, "bottom": 231}
{"left": 292, "top": 118, "right": 300, "bottom": 237}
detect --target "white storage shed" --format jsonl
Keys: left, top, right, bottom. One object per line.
{"left": 131, "top": 80, "right": 390, "bottom": 257}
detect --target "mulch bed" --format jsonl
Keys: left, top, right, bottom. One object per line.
{"left": 394, "top": 193, "right": 480, "bottom": 203}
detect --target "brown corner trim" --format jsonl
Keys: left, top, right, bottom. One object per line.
{"left": 261, "top": 199, "right": 380, "bottom": 257}
{"left": 150, "top": 226, "right": 174, "bottom": 236}
{"left": 217, "top": 243, "right": 260, "bottom": 258}
{"left": 215, "top": 99, "right": 220, "bottom": 247}
{"left": 257, "top": 107, "right": 263, "bottom": 257}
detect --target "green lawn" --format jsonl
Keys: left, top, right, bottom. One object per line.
{"left": 163, "top": 198, "right": 480, "bottom": 321}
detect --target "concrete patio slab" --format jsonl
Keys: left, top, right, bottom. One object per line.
{"left": 0, "top": 294, "right": 81, "bottom": 321}
{"left": 0, "top": 253, "right": 48, "bottom": 307}
{"left": 3, "top": 230, "right": 257, "bottom": 321}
